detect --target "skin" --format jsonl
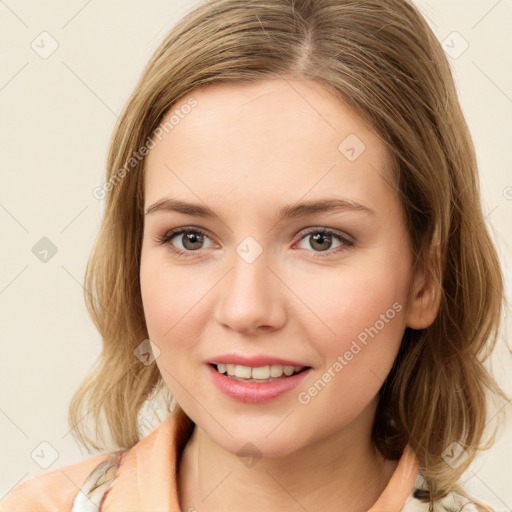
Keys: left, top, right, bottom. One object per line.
{"left": 139, "top": 78, "right": 440, "bottom": 512}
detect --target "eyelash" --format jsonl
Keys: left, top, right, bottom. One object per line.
{"left": 154, "top": 226, "right": 355, "bottom": 260}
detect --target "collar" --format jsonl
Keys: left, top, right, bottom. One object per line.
{"left": 105, "top": 410, "right": 420, "bottom": 511}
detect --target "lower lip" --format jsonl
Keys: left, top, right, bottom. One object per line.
{"left": 207, "top": 364, "right": 312, "bottom": 404}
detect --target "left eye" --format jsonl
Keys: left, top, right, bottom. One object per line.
{"left": 155, "top": 227, "right": 354, "bottom": 258}
{"left": 296, "top": 228, "right": 352, "bottom": 253}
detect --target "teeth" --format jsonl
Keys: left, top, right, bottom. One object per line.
{"left": 270, "top": 365, "right": 283, "bottom": 377}
{"left": 215, "top": 363, "right": 305, "bottom": 380}
{"left": 252, "top": 366, "right": 271, "bottom": 379}
{"left": 283, "top": 366, "right": 295, "bottom": 376}
{"left": 234, "top": 365, "right": 252, "bottom": 379}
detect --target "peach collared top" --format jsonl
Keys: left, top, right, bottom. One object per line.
{"left": 0, "top": 411, "right": 422, "bottom": 512}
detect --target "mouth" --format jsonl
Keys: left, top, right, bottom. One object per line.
{"left": 209, "top": 363, "right": 311, "bottom": 383}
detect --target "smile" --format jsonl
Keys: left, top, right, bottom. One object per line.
{"left": 215, "top": 363, "right": 306, "bottom": 381}
{"left": 207, "top": 364, "right": 312, "bottom": 403}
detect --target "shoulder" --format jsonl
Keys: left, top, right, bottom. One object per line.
{"left": 0, "top": 452, "right": 111, "bottom": 512}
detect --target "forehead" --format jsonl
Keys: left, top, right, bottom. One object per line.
{"left": 143, "top": 79, "right": 396, "bottom": 216}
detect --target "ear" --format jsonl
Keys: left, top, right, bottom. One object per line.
{"left": 405, "top": 246, "right": 442, "bottom": 330}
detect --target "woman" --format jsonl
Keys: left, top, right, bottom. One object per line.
{"left": 1, "top": 0, "right": 507, "bottom": 510}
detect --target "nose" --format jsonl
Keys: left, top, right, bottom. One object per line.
{"left": 212, "top": 244, "right": 287, "bottom": 335}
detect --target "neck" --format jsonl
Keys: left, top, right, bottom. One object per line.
{"left": 177, "top": 401, "right": 398, "bottom": 512}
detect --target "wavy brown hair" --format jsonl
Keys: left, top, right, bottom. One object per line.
{"left": 69, "top": 0, "right": 509, "bottom": 509}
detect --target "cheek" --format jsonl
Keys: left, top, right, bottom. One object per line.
{"left": 140, "top": 251, "right": 204, "bottom": 336}
{"left": 299, "top": 262, "right": 407, "bottom": 339}
{"left": 291, "top": 252, "right": 409, "bottom": 386}
{"left": 139, "top": 252, "right": 209, "bottom": 386}
{"left": 291, "top": 282, "right": 406, "bottom": 437}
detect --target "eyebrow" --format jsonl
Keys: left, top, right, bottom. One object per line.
{"left": 144, "top": 197, "right": 375, "bottom": 220}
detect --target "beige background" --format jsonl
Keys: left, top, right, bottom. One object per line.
{"left": 1, "top": 0, "right": 511, "bottom": 508}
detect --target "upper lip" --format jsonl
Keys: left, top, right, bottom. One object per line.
{"left": 206, "top": 353, "right": 310, "bottom": 368}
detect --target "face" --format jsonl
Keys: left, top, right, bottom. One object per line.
{"left": 140, "top": 78, "right": 417, "bottom": 458}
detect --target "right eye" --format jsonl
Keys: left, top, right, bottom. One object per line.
{"left": 154, "top": 227, "right": 215, "bottom": 257}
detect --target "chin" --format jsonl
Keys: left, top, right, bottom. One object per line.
{"left": 202, "top": 418, "right": 307, "bottom": 459}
